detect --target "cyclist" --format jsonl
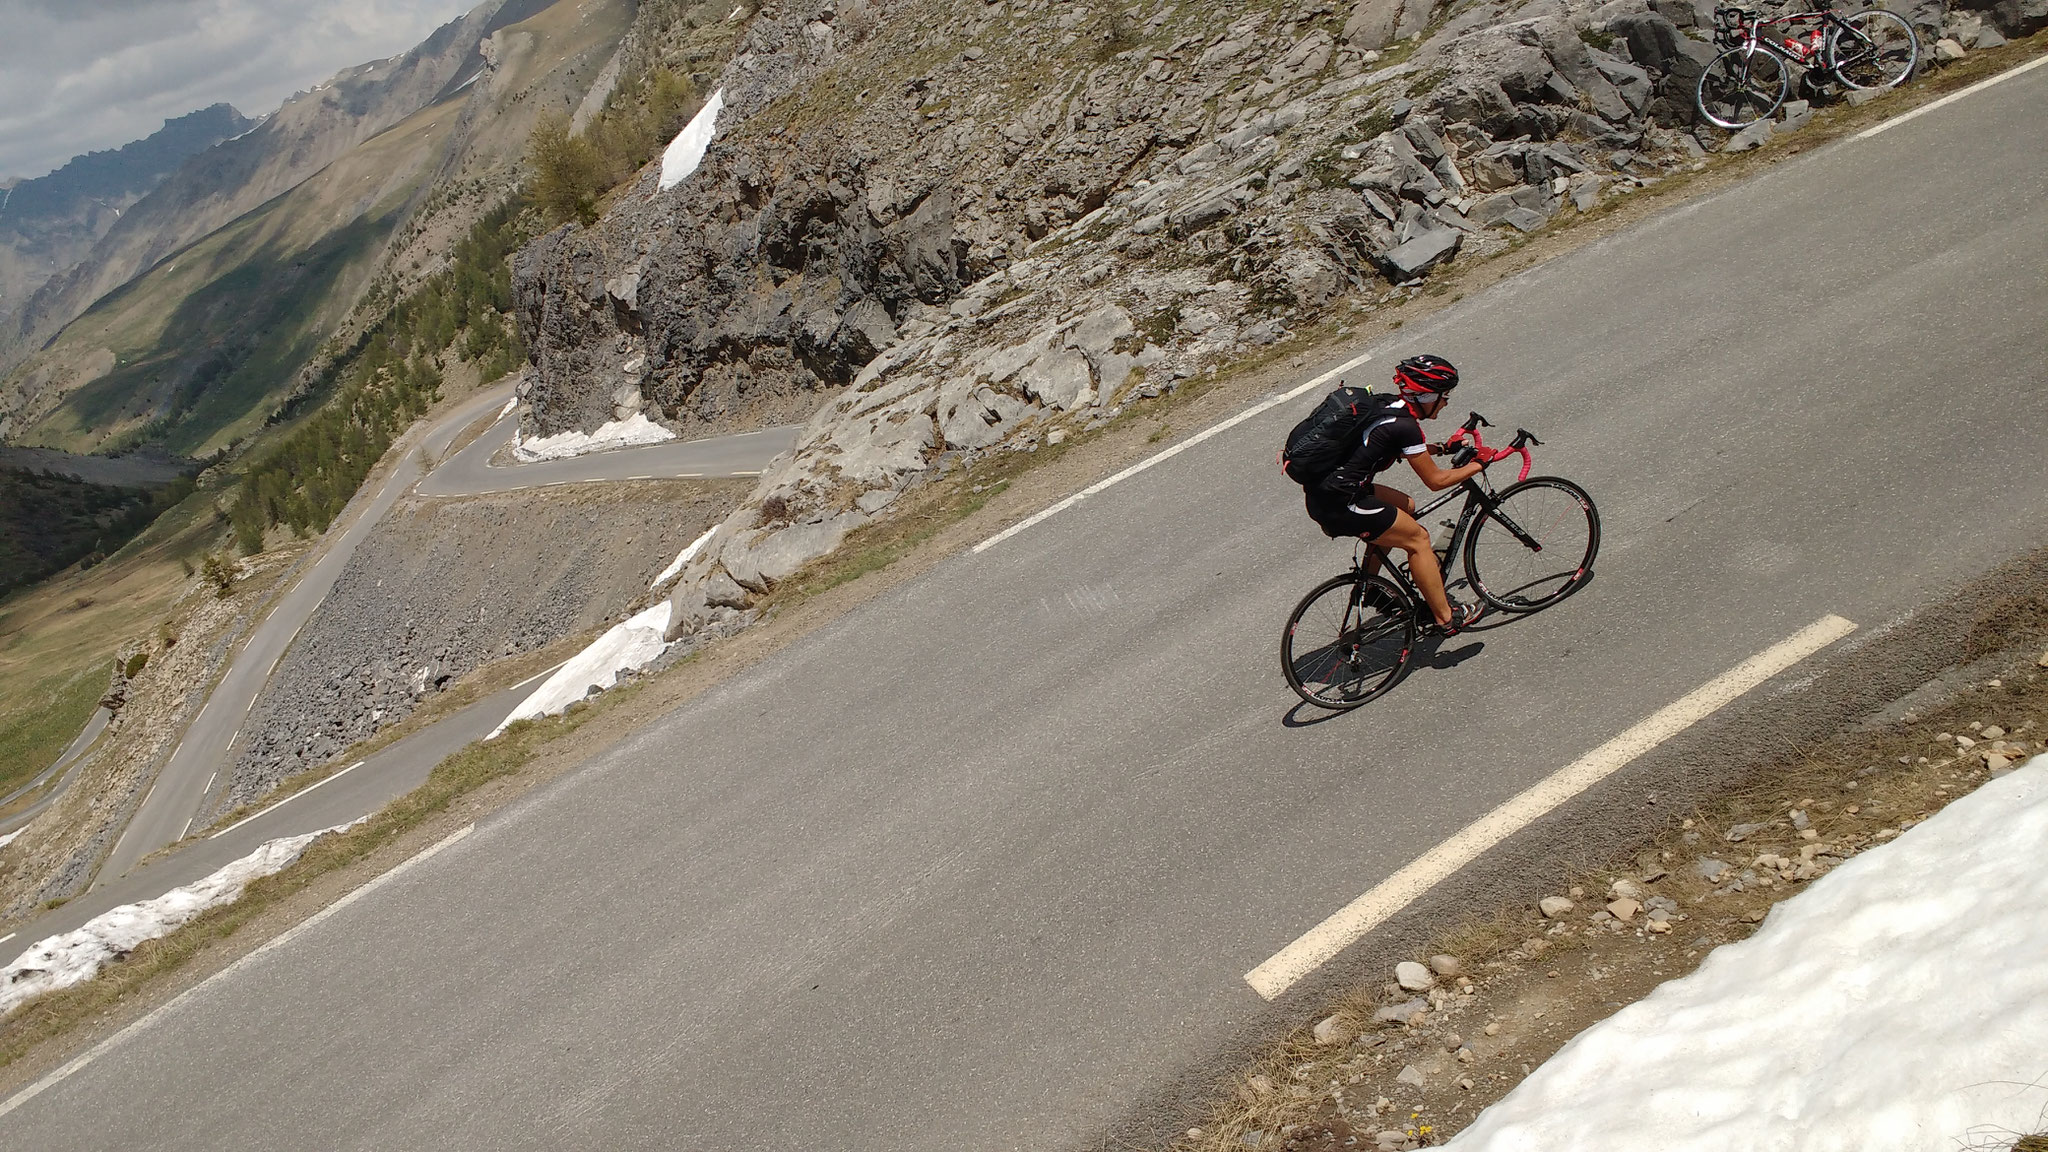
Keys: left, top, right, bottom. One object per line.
{"left": 1303, "top": 354, "right": 1489, "bottom": 635}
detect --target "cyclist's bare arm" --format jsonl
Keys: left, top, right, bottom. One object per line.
{"left": 1405, "top": 450, "right": 1484, "bottom": 492}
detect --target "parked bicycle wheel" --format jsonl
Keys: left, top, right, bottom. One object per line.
{"left": 1463, "top": 477, "right": 1600, "bottom": 614}
{"left": 1829, "top": 8, "right": 1917, "bottom": 89}
{"left": 1281, "top": 573, "right": 1415, "bottom": 709}
{"left": 1696, "top": 47, "right": 1789, "bottom": 128}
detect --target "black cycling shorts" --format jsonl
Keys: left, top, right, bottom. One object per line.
{"left": 1305, "top": 488, "right": 1399, "bottom": 540}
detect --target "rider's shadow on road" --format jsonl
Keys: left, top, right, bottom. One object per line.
{"left": 1283, "top": 633, "right": 1490, "bottom": 726}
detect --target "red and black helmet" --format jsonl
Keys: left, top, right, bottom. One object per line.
{"left": 1393, "top": 354, "right": 1459, "bottom": 397}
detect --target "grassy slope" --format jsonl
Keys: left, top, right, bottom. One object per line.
{"left": 0, "top": 478, "right": 222, "bottom": 796}
{"left": 0, "top": 664, "right": 104, "bottom": 802}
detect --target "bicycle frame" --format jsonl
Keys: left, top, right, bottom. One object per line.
{"left": 1715, "top": 3, "right": 1876, "bottom": 76}
{"left": 1365, "top": 411, "right": 1545, "bottom": 594}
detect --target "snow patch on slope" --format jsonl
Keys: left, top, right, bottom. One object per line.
{"left": 490, "top": 601, "right": 672, "bottom": 737}
{"left": 658, "top": 88, "right": 724, "bottom": 191}
{"left": 0, "top": 822, "right": 357, "bottom": 1016}
{"left": 651, "top": 526, "right": 718, "bottom": 591}
{"left": 1446, "top": 756, "right": 2048, "bottom": 1152}
{"left": 512, "top": 412, "right": 674, "bottom": 461}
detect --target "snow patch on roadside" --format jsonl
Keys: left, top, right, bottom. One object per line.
{"left": 658, "top": 88, "right": 724, "bottom": 191}
{"left": 0, "top": 828, "right": 21, "bottom": 849}
{"left": 489, "top": 601, "right": 672, "bottom": 737}
{"left": 651, "top": 526, "right": 718, "bottom": 591}
{"left": 1446, "top": 755, "right": 2048, "bottom": 1152}
{"left": 0, "top": 821, "right": 358, "bottom": 1016}
{"left": 512, "top": 413, "right": 674, "bottom": 462}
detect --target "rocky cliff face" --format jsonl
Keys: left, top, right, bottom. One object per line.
{"left": 0, "top": 0, "right": 540, "bottom": 378}
{"left": 511, "top": 0, "right": 2025, "bottom": 643}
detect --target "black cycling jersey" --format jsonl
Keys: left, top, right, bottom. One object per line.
{"left": 1317, "top": 393, "right": 1426, "bottom": 499}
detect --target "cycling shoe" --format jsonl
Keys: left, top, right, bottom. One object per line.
{"left": 1427, "top": 600, "right": 1483, "bottom": 637}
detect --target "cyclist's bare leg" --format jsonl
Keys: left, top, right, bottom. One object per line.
{"left": 1367, "top": 510, "right": 1454, "bottom": 627}
{"left": 1360, "top": 487, "right": 1415, "bottom": 580}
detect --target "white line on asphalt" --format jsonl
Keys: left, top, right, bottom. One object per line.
{"left": 629, "top": 474, "right": 653, "bottom": 480}
{"left": 1243, "top": 614, "right": 1858, "bottom": 1001}
{"left": 178, "top": 817, "right": 192, "bottom": 840}
{"left": 973, "top": 351, "right": 1379, "bottom": 553}
{"left": 0, "top": 824, "right": 474, "bottom": 1122}
{"left": 0, "top": 932, "right": 14, "bottom": 947}
{"left": 677, "top": 473, "right": 704, "bottom": 478}
{"left": 1855, "top": 53, "right": 2048, "bottom": 141}
{"left": 209, "top": 761, "right": 366, "bottom": 840}
{"left": 732, "top": 470, "right": 762, "bottom": 476}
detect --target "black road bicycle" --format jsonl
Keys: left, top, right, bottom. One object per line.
{"left": 1696, "top": 0, "right": 1919, "bottom": 129}
{"left": 1280, "top": 413, "right": 1600, "bottom": 710}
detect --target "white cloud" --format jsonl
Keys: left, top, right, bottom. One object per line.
{"left": 0, "top": 0, "right": 482, "bottom": 181}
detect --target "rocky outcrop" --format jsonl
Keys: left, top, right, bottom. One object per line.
{"left": 511, "top": 0, "right": 1998, "bottom": 652}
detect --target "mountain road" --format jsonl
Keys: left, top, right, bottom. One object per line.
{"left": 9, "top": 63, "right": 2047, "bottom": 1150}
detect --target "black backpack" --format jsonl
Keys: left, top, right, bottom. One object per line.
{"left": 1281, "top": 383, "right": 1378, "bottom": 486}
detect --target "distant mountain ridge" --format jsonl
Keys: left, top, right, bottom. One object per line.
{"left": 0, "top": 0, "right": 531, "bottom": 379}
{"left": 0, "top": 105, "right": 254, "bottom": 316}
{"left": 0, "top": 105, "right": 254, "bottom": 221}
{"left": 0, "top": 0, "right": 638, "bottom": 456}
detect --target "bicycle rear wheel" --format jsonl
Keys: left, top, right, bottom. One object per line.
{"left": 1463, "top": 477, "right": 1600, "bottom": 614}
{"left": 1281, "top": 573, "right": 1415, "bottom": 709}
{"left": 1696, "top": 47, "right": 1789, "bottom": 129}
{"left": 1828, "top": 8, "right": 1917, "bottom": 89}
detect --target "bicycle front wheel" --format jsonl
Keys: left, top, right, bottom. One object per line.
{"left": 1281, "top": 573, "right": 1416, "bottom": 710}
{"left": 1696, "top": 47, "right": 1789, "bottom": 128}
{"left": 1829, "top": 8, "right": 1917, "bottom": 89}
{"left": 1463, "top": 477, "right": 1600, "bottom": 614}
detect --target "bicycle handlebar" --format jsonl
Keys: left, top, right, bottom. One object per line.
{"left": 1442, "top": 412, "right": 1535, "bottom": 483}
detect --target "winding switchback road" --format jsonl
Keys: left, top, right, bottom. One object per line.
{"left": 11, "top": 64, "right": 2048, "bottom": 1150}
{"left": 95, "top": 388, "right": 795, "bottom": 882}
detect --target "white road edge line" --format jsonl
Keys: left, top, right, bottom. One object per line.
{"left": 209, "top": 760, "right": 367, "bottom": 840}
{"left": 0, "top": 824, "right": 474, "bottom": 1122}
{"left": 1854, "top": 53, "right": 2048, "bottom": 141}
{"left": 1244, "top": 613, "right": 1858, "bottom": 1001}
{"left": 973, "top": 350, "right": 1378, "bottom": 553}
{"left": 0, "top": 932, "right": 14, "bottom": 946}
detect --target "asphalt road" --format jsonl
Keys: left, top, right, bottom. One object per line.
{"left": 1, "top": 676, "right": 541, "bottom": 953}
{"left": 414, "top": 413, "right": 799, "bottom": 497}
{"left": 96, "top": 388, "right": 795, "bottom": 882}
{"left": 93, "top": 384, "right": 519, "bottom": 883}
{"left": 0, "top": 707, "right": 108, "bottom": 833}
{"left": 9, "top": 66, "right": 2047, "bottom": 1150}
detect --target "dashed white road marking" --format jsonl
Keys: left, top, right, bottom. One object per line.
{"left": 1854, "top": 53, "right": 2048, "bottom": 141}
{"left": 0, "top": 825, "right": 474, "bottom": 1121}
{"left": 973, "top": 350, "right": 1379, "bottom": 554}
{"left": 1244, "top": 614, "right": 1858, "bottom": 1000}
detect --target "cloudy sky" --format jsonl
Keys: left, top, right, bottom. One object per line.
{"left": 0, "top": 0, "right": 480, "bottom": 181}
